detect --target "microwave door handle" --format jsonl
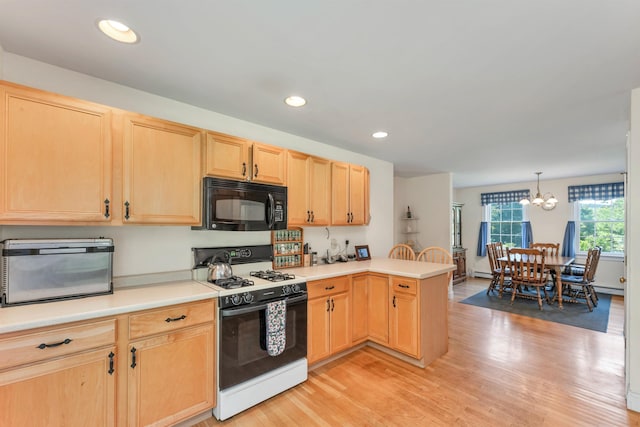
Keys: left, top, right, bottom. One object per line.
{"left": 267, "top": 193, "right": 275, "bottom": 229}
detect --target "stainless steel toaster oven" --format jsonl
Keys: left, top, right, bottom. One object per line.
{"left": 0, "top": 238, "right": 114, "bottom": 306}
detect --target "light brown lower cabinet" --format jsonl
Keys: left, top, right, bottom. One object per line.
{"left": 307, "top": 276, "right": 352, "bottom": 364}
{"left": 313, "top": 272, "right": 449, "bottom": 368}
{"left": 123, "top": 299, "right": 216, "bottom": 427}
{"left": 127, "top": 323, "right": 214, "bottom": 426}
{"left": 0, "top": 319, "right": 117, "bottom": 426}
{"left": 389, "top": 277, "right": 420, "bottom": 358}
{"left": 0, "top": 299, "right": 216, "bottom": 427}
{"left": 351, "top": 273, "right": 389, "bottom": 345}
{"left": 367, "top": 273, "right": 390, "bottom": 345}
{"left": 351, "top": 274, "right": 369, "bottom": 344}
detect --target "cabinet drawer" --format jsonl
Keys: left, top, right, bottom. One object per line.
{"left": 0, "top": 319, "right": 116, "bottom": 371}
{"left": 308, "top": 276, "right": 350, "bottom": 299}
{"left": 391, "top": 277, "right": 417, "bottom": 295}
{"left": 129, "top": 299, "right": 215, "bottom": 340}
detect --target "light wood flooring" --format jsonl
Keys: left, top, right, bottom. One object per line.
{"left": 194, "top": 278, "right": 639, "bottom": 426}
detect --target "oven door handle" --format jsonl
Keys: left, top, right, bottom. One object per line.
{"left": 220, "top": 294, "right": 307, "bottom": 318}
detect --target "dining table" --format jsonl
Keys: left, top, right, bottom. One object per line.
{"left": 497, "top": 252, "right": 575, "bottom": 309}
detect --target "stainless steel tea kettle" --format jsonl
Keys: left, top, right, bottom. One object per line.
{"left": 207, "top": 251, "right": 233, "bottom": 281}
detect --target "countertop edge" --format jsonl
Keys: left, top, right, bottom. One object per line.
{"left": 0, "top": 280, "right": 217, "bottom": 335}
{"left": 288, "top": 257, "right": 457, "bottom": 281}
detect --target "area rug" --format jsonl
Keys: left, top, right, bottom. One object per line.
{"left": 459, "top": 290, "right": 611, "bottom": 333}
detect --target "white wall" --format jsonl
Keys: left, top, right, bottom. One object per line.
{"left": 626, "top": 87, "right": 640, "bottom": 411}
{"left": 393, "top": 173, "right": 452, "bottom": 253}
{"left": 0, "top": 53, "right": 394, "bottom": 277}
{"left": 454, "top": 173, "right": 625, "bottom": 292}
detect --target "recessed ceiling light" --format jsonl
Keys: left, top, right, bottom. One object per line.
{"left": 372, "top": 131, "right": 388, "bottom": 139}
{"left": 284, "top": 95, "right": 307, "bottom": 107}
{"left": 97, "top": 19, "right": 139, "bottom": 44}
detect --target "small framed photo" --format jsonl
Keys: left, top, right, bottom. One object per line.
{"left": 355, "top": 245, "right": 371, "bottom": 261}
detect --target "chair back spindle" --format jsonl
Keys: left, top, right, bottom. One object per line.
{"left": 388, "top": 244, "right": 416, "bottom": 260}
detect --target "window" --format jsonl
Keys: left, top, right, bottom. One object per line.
{"left": 576, "top": 198, "right": 624, "bottom": 254}
{"left": 489, "top": 202, "right": 523, "bottom": 248}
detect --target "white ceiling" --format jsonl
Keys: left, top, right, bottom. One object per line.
{"left": 1, "top": 1, "right": 639, "bottom": 187}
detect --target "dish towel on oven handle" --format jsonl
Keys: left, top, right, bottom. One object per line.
{"left": 266, "top": 299, "right": 286, "bottom": 356}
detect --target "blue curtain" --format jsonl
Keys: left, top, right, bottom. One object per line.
{"left": 568, "top": 182, "right": 624, "bottom": 202}
{"left": 481, "top": 189, "right": 530, "bottom": 205}
{"left": 477, "top": 222, "right": 488, "bottom": 256}
{"left": 562, "top": 221, "right": 576, "bottom": 257}
{"left": 521, "top": 221, "right": 533, "bottom": 248}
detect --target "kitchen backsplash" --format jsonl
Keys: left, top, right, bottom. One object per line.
{"left": 0, "top": 224, "right": 370, "bottom": 277}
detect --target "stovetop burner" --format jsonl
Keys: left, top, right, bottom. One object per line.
{"left": 211, "top": 276, "right": 255, "bottom": 289}
{"left": 250, "top": 270, "right": 296, "bottom": 282}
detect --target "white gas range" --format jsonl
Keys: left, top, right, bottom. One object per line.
{"left": 192, "top": 245, "right": 308, "bottom": 421}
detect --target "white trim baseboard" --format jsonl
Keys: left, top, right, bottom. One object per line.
{"left": 627, "top": 389, "right": 640, "bottom": 412}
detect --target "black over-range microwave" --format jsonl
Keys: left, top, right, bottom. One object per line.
{"left": 194, "top": 177, "right": 288, "bottom": 231}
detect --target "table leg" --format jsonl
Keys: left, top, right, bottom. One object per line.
{"left": 499, "top": 263, "right": 505, "bottom": 298}
{"left": 556, "top": 268, "right": 563, "bottom": 309}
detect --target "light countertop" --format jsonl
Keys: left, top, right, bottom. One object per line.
{"left": 288, "top": 257, "right": 456, "bottom": 281}
{"left": 0, "top": 280, "right": 217, "bottom": 334}
{"left": 0, "top": 258, "right": 454, "bottom": 335}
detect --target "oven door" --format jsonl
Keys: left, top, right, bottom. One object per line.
{"left": 218, "top": 293, "right": 307, "bottom": 390}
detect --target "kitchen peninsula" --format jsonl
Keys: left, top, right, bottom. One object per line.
{"left": 289, "top": 257, "right": 455, "bottom": 369}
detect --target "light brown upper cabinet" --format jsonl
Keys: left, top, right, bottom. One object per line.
{"left": 0, "top": 81, "right": 113, "bottom": 224}
{"left": 331, "top": 162, "right": 367, "bottom": 225}
{"left": 364, "top": 167, "right": 371, "bottom": 225}
{"left": 205, "top": 131, "right": 286, "bottom": 185}
{"left": 121, "top": 113, "right": 202, "bottom": 224}
{"left": 287, "top": 151, "right": 331, "bottom": 226}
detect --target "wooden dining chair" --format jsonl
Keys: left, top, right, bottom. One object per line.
{"left": 494, "top": 241, "right": 506, "bottom": 258}
{"left": 530, "top": 242, "right": 560, "bottom": 287}
{"left": 505, "top": 247, "right": 550, "bottom": 310}
{"left": 485, "top": 242, "right": 511, "bottom": 297}
{"left": 485, "top": 243, "right": 499, "bottom": 295}
{"left": 530, "top": 242, "right": 560, "bottom": 256}
{"left": 388, "top": 243, "right": 416, "bottom": 260}
{"left": 416, "top": 247, "right": 454, "bottom": 283}
{"left": 560, "top": 246, "right": 601, "bottom": 311}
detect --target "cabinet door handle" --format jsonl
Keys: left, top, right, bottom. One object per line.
{"left": 242, "top": 162, "right": 247, "bottom": 176}
{"left": 399, "top": 284, "right": 410, "bottom": 289}
{"left": 331, "top": 299, "right": 335, "bottom": 311}
{"left": 311, "top": 211, "right": 314, "bottom": 222}
{"left": 36, "top": 338, "right": 72, "bottom": 349}
{"left": 130, "top": 347, "right": 137, "bottom": 369}
{"left": 326, "top": 299, "right": 330, "bottom": 312}
{"left": 254, "top": 164, "right": 259, "bottom": 177}
{"left": 124, "top": 201, "right": 130, "bottom": 220}
{"left": 104, "top": 199, "right": 110, "bottom": 218}
{"left": 307, "top": 210, "right": 311, "bottom": 222}
{"left": 165, "top": 314, "right": 187, "bottom": 323}
{"left": 325, "top": 285, "right": 335, "bottom": 290}
{"left": 393, "top": 295, "right": 396, "bottom": 308}
{"left": 108, "top": 352, "right": 115, "bottom": 375}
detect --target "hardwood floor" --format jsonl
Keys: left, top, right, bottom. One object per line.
{"left": 194, "top": 278, "right": 639, "bottom": 426}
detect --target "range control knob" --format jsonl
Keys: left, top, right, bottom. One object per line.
{"left": 230, "top": 294, "right": 243, "bottom": 306}
{"left": 243, "top": 292, "right": 255, "bottom": 304}
{"left": 291, "top": 284, "right": 301, "bottom": 293}
{"left": 282, "top": 285, "right": 291, "bottom": 295}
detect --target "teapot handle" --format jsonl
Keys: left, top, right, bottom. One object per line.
{"left": 212, "top": 250, "right": 231, "bottom": 263}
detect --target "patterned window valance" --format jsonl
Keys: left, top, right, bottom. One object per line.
{"left": 481, "top": 190, "right": 530, "bottom": 206}
{"left": 568, "top": 182, "right": 624, "bottom": 202}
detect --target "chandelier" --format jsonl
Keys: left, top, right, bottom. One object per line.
{"left": 519, "top": 172, "right": 558, "bottom": 210}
